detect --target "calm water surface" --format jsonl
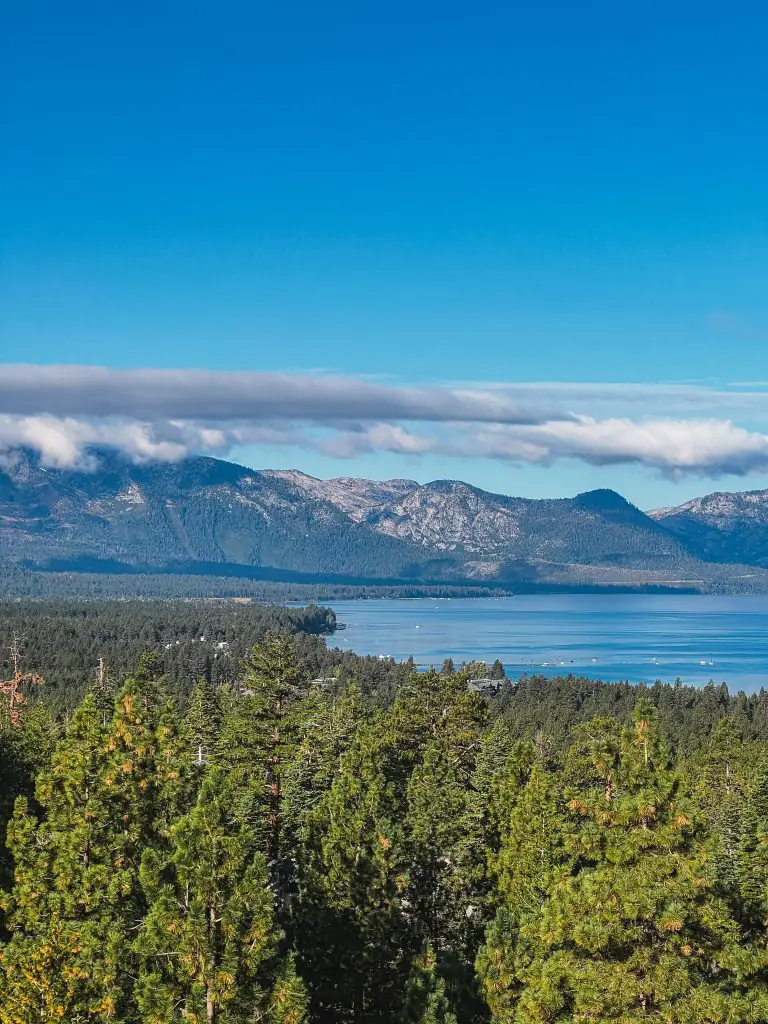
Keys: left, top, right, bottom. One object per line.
{"left": 327, "top": 595, "right": 768, "bottom": 692}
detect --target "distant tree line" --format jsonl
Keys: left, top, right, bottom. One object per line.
{"left": 0, "top": 562, "right": 516, "bottom": 601}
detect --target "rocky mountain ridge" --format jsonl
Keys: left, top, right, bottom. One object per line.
{"left": 650, "top": 488, "right": 768, "bottom": 523}
{"left": 649, "top": 487, "right": 768, "bottom": 566}
{"left": 259, "top": 470, "right": 419, "bottom": 522}
{"left": 1, "top": 448, "right": 767, "bottom": 587}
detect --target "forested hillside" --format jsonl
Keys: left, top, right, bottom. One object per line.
{"left": 0, "top": 449, "right": 427, "bottom": 580}
{"left": 3, "top": 623, "right": 768, "bottom": 1021}
{"left": 651, "top": 488, "right": 768, "bottom": 566}
{"left": 0, "top": 601, "right": 336, "bottom": 709}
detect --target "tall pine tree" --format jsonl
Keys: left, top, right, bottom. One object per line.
{"left": 216, "top": 633, "right": 308, "bottom": 891}
{"left": 0, "top": 695, "right": 122, "bottom": 1021}
{"left": 476, "top": 754, "right": 571, "bottom": 1023}
{"left": 298, "top": 719, "right": 411, "bottom": 1022}
{"left": 136, "top": 767, "right": 304, "bottom": 1024}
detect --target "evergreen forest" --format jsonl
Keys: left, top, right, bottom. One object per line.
{"left": 3, "top": 610, "right": 768, "bottom": 1020}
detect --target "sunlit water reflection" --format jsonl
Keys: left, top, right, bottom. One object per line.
{"left": 325, "top": 595, "right": 768, "bottom": 693}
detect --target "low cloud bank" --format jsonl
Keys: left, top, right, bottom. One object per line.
{"left": 0, "top": 365, "right": 555, "bottom": 425}
{"left": 312, "top": 418, "right": 768, "bottom": 478}
{"left": 1, "top": 365, "right": 768, "bottom": 478}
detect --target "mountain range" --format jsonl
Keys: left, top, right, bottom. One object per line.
{"left": 2, "top": 448, "right": 768, "bottom": 591}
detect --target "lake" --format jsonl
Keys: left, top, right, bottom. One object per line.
{"left": 326, "top": 595, "right": 768, "bottom": 693}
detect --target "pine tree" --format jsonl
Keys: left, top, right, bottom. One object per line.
{"left": 215, "top": 689, "right": 271, "bottom": 845}
{"left": 244, "top": 633, "right": 307, "bottom": 847}
{"left": 449, "top": 724, "right": 532, "bottom": 975}
{"left": 0, "top": 728, "right": 19, "bottom": 912}
{"left": 404, "top": 740, "right": 475, "bottom": 1021}
{"left": 0, "top": 695, "right": 123, "bottom": 1021}
{"left": 476, "top": 757, "right": 571, "bottom": 1023}
{"left": 507, "top": 703, "right": 768, "bottom": 1022}
{"left": 0, "top": 670, "right": 189, "bottom": 1022}
{"left": 15, "top": 698, "right": 59, "bottom": 777}
{"left": 99, "top": 676, "right": 172, "bottom": 923}
{"left": 400, "top": 944, "right": 458, "bottom": 1024}
{"left": 388, "top": 669, "right": 488, "bottom": 794}
{"left": 736, "top": 764, "right": 768, "bottom": 931}
{"left": 281, "top": 681, "right": 363, "bottom": 870}
{"left": 0, "top": 698, "right": 59, "bottom": 901}
{"left": 91, "top": 656, "right": 118, "bottom": 727}
{"left": 406, "top": 739, "right": 473, "bottom": 948}
{"left": 404, "top": 717, "right": 491, "bottom": 1018}
{"left": 481, "top": 735, "right": 538, "bottom": 857}
{"left": 298, "top": 722, "right": 411, "bottom": 1022}
{"left": 491, "top": 762, "right": 570, "bottom": 922}
{"left": 269, "top": 954, "right": 309, "bottom": 1024}
{"left": 686, "top": 718, "right": 759, "bottom": 920}
{"left": 186, "top": 679, "right": 222, "bottom": 772}
{"left": 217, "top": 633, "right": 308, "bottom": 881}
{"left": 154, "top": 697, "right": 195, "bottom": 840}
{"left": 136, "top": 768, "right": 287, "bottom": 1023}
{"left": 0, "top": 911, "right": 94, "bottom": 1023}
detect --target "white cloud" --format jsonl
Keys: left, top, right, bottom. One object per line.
{"left": 462, "top": 418, "right": 768, "bottom": 477}
{"left": 0, "top": 415, "right": 228, "bottom": 468}
{"left": 309, "top": 418, "right": 768, "bottom": 477}
{"left": 1, "top": 365, "right": 768, "bottom": 479}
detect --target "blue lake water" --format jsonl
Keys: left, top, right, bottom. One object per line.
{"left": 327, "top": 595, "right": 768, "bottom": 693}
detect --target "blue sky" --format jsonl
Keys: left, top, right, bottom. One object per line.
{"left": 2, "top": 1, "right": 768, "bottom": 507}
